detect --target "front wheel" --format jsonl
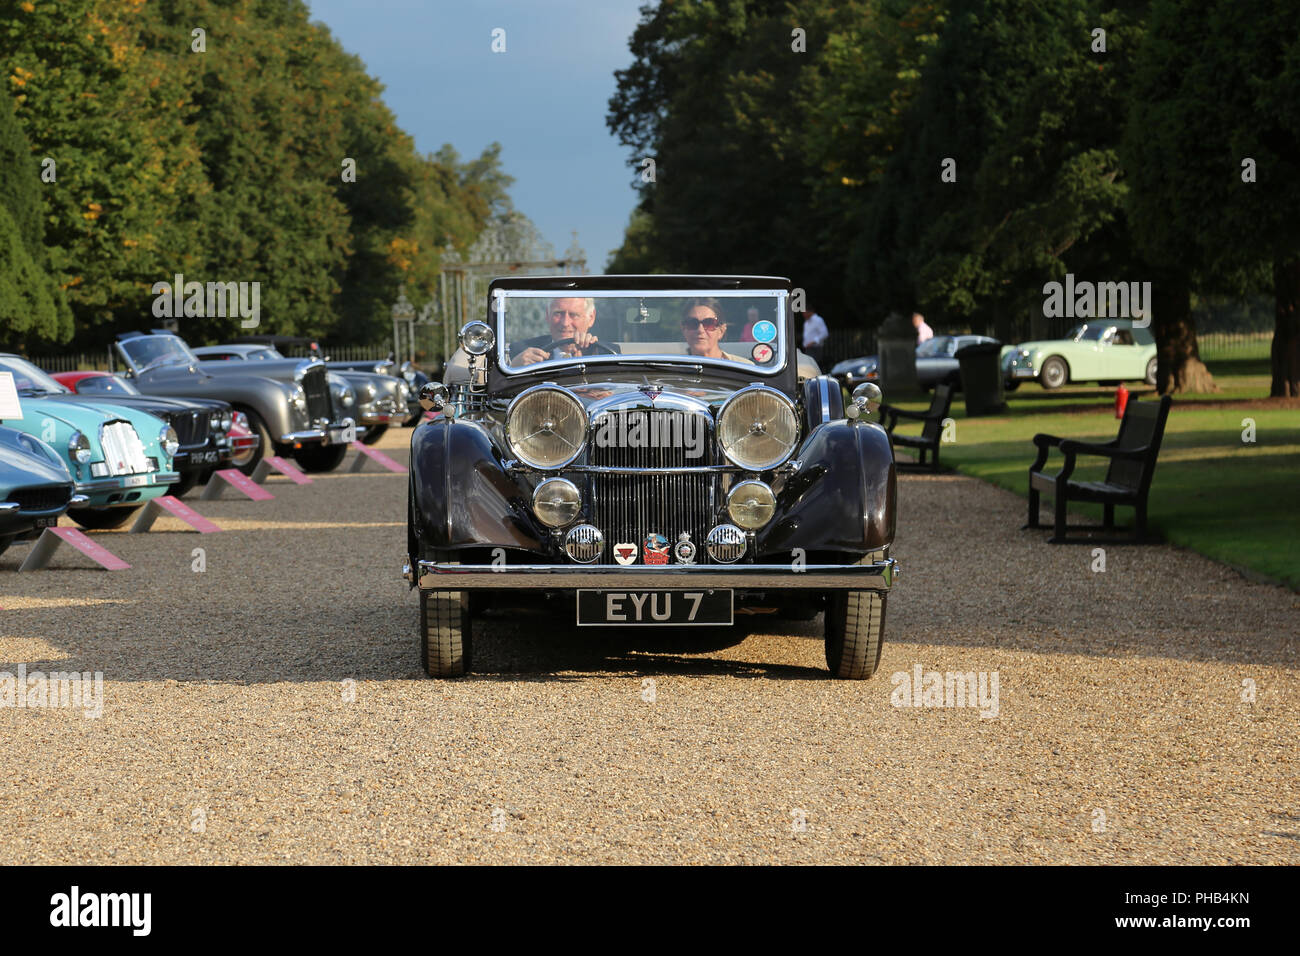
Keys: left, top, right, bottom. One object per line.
{"left": 68, "top": 506, "right": 140, "bottom": 530}
{"left": 824, "top": 590, "right": 887, "bottom": 679}
{"left": 234, "top": 409, "right": 273, "bottom": 475}
{"left": 1144, "top": 356, "right": 1158, "bottom": 386}
{"left": 293, "top": 443, "right": 349, "bottom": 473}
{"left": 1003, "top": 379, "right": 1021, "bottom": 392}
{"left": 1040, "top": 356, "right": 1069, "bottom": 390}
{"left": 420, "top": 590, "right": 471, "bottom": 677}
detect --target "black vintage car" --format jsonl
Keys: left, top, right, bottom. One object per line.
{"left": 404, "top": 275, "right": 898, "bottom": 679}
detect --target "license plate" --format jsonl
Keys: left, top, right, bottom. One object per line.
{"left": 1013, "top": 368, "right": 1036, "bottom": 378}
{"left": 576, "top": 589, "right": 733, "bottom": 626}
{"left": 123, "top": 474, "right": 152, "bottom": 487}
{"left": 191, "top": 450, "right": 219, "bottom": 464}
{"left": 34, "top": 515, "right": 57, "bottom": 528}
{"left": 329, "top": 424, "right": 357, "bottom": 445}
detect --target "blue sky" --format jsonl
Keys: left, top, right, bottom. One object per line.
{"left": 305, "top": 0, "right": 647, "bottom": 270}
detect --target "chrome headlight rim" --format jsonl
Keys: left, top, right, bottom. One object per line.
{"left": 532, "top": 476, "right": 582, "bottom": 528}
{"left": 716, "top": 384, "right": 799, "bottom": 472}
{"left": 505, "top": 384, "right": 588, "bottom": 470}
{"left": 159, "top": 424, "right": 180, "bottom": 458}
{"left": 460, "top": 320, "right": 496, "bottom": 356}
{"left": 67, "top": 430, "right": 92, "bottom": 465}
{"left": 288, "top": 382, "right": 307, "bottom": 412}
{"left": 726, "top": 479, "right": 777, "bottom": 531}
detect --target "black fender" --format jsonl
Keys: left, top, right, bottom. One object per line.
{"left": 801, "top": 375, "right": 844, "bottom": 431}
{"left": 408, "top": 419, "right": 549, "bottom": 559}
{"left": 758, "top": 420, "right": 896, "bottom": 557}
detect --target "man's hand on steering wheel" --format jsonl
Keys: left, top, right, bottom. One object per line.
{"left": 548, "top": 334, "right": 616, "bottom": 359}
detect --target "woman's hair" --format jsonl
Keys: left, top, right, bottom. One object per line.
{"left": 681, "top": 297, "right": 727, "bottom": 330}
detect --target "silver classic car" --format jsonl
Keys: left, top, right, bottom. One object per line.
{"left": 404, "top": 275, "right": 898, "bottom": 680}
{"left": 115, "top": 331, "right": 357, "bottom": 472}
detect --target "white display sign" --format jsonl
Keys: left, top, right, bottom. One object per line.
{"left": 0, "top": 371, "right": 23, "bottom": 420}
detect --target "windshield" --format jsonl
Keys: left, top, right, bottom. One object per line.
{"left": 496, "top": 291, "right": 787, "bottom": 373}
{"left": 119, "top": 334, "right": 198, "bottom": 372}
{"left": 916, "top": 336, "right": 954, "bottom": 357}
{"left": 76, "top": 375, "right": 141, "bottom": 396}
{"left": 1067, "top": 324, "right": 1108, "bottom": 342}
{"left": 0, "top": 356, "right": 69, "bottom": 395}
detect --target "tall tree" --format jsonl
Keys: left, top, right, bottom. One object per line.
{"left": 1123, "top": 0, "right": 1300, "bottom": 396}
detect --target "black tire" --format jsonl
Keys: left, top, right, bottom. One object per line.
{"left": 1144, "top": 356, "right": 1157, "bottom": 386}
{"left": 234, "top": 409, "right": 273, "bottom": 475}
{"left": 824, "top": 590, "right": 887, "bottom": 680}
{"left": 1040, "top": 356, "right": 1069, "bottom": 390}
{"left": 292, "top": 443, "right": 349, "bottom": 473}
{"left": 67, "top": 506, "right": 140, "bottom": 530}
{"left": 1003, "top": 379, "right": 1021, "bottom": 392}
{"left": 420, "top": 590, "right": 471, "bottom": 677}
{"left": 0, "top": 536, "right": 13, "bottom": 558}
{"left": 170, "top": 471, "right": 201, "bottom": 498}
{"left": 360, "top": 424, "right": 387, "bottom": 446}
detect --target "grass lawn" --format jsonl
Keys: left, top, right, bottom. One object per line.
{"left": 877, "top": 352, "right": 1300, "bottom": 589}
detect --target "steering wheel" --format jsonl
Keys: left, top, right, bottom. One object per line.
{"left": 549, "top": 337, "right": 617, "bottom": 360}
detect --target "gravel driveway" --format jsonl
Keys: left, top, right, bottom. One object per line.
{"left": 1, "top": 430, "right": 1295, "bottom": 864}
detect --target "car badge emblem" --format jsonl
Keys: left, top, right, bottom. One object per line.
{"left": 613, "top": 543, "right": 638, "bottom": 565}
{"left": 639, "top": 385, "right": 662, "bottom": 401}
{"left": 673, "top": 532, "right": 696, "bottom": 565}
{"left": 643, "top": 533, "right": 670, "bottom": 565}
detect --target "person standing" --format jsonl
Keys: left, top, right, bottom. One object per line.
{"left": 912, "top": 312, "right": 934, "bottom": 344}
{"left": 802, "top": 305, "right": 828, "bottom": 368}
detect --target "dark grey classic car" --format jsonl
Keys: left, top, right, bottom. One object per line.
{"left": 0, "top": 425, "right": 77, "bottom": 557}
{"left": 830, "top": 334, "right": 1002, "bottom": 390}
{"left": 404, "top": 275, "right": 898, "bottom": 679}
{"left": 192, "top": 344, "right": 412, "bottom": 445}
{"left": 115, "top": 331, "right": 356, "bottom": 473}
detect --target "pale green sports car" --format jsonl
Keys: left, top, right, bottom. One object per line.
{"left": 1002, "top": 320, "right": 1157, "bottom": 390}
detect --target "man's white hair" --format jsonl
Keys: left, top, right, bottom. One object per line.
{"left": 548, "top": 296, "right": 595, "bottom": 314}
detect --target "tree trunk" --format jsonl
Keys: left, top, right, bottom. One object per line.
{"left": 1271, "top": 256, "right": 1300, "bottom": 398}
{"left": 1153, "top": 271, "right": 1219, "bottom": 394}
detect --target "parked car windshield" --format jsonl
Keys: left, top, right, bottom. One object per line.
{"left": 916, "top": 336, "right": 955, "bottom": 357}
{"left": 76, "top": 375, "right": 142, "bottom": 396}
{"left": 0, "top": 356, "right": 71, "bottom": 395}
{"left": 119, "top": 334, "right": 199, "bottom": 372}
{"left": 496, "top": 290, "right": 787, "bottom": 374}
{"left": 1067, "top": 324, "right": 1109, "bottom": 342}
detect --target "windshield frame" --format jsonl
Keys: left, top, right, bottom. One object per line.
{"left": 117, "top": 333, "right": 200, "bottom": 375}
{"left": 492, "top": 287, "right": 790, "bottom": 378}
{"left": 0, "top": 356, "right": 70, "bottom": 395}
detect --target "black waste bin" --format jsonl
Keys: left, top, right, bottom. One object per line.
{"left": 955, "top": 342, "right": 1006, "bottom": 416}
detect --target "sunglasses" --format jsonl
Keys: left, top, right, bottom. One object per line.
{"left": 681, "top": 316, "right": 721, "bottom": 331}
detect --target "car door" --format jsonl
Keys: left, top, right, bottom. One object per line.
{"left": 1102, "top": 327, "right": 1141, "bottom": 380}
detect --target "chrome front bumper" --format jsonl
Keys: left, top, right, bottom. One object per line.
{"left": 280, "top": 417, "right": 356, "bottom": 445}
{"left": 75, "top": 472, "right": 180, "bottom": 494}
{"left": 412, "top": 559, "right": 897, "bottom": 591}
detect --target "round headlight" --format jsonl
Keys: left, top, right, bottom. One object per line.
{"left": 727, "top": 480, "right": 776, "bottom": 530}
{"left": 460, "top": 321, "right": 496, "bottom": 356}
{"left": 506, "top": 385, "right": 587, "bottom": 469}
{"left": 532, "top": 477, "right": 581, "bottom": 528}
{"left": 68, "top": 430, "right": 92, "bottom": 464}
{"left": 289, "top": 383, "right": 306, "bottom": 411}
{"left": 159, "top": 425, "right": 180, "bottom": 458}
{"left": 220, "top": 410, "right": 233, "bottom": 432}
{"left": 716, "top": 386, "right": 798, "bottom": 471}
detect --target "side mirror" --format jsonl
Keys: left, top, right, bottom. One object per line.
{"left": 419, "top": 381, "right": 452, "bottom": 416}
{"left": 847, "top": 382, "right": 882, "bottom": 420}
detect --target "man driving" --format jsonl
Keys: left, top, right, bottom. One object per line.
{"left": 509, "top": 297, "right": 617, "bottom": 366}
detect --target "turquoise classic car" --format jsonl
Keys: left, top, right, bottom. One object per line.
{"left": 0, "top": 359, "right": 179, "bottom": 529}
{"left": 1002, "top": 320, "right": 1157, "bottom": 390}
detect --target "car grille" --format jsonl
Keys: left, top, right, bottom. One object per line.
{"left": 100, "top": 421, "right": 153, "bottom": 475}
{"left": 169, "top": 410, "right": 210, "bottom": 448}
{"left": 302, "top": 366, "right": 333, "bottom": 422}
{"left": 7, "top": 484, "right": 72, "bottom": 513}
{"left": 586, "top": 408, "right": 717, "bottom": 564}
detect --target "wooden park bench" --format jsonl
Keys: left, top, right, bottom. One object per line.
{"left": 1025, "top": 395, "right": 1172, "bottom": 543}
{"left": 880, "top": 384, "right": 953, "bottom": 472}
